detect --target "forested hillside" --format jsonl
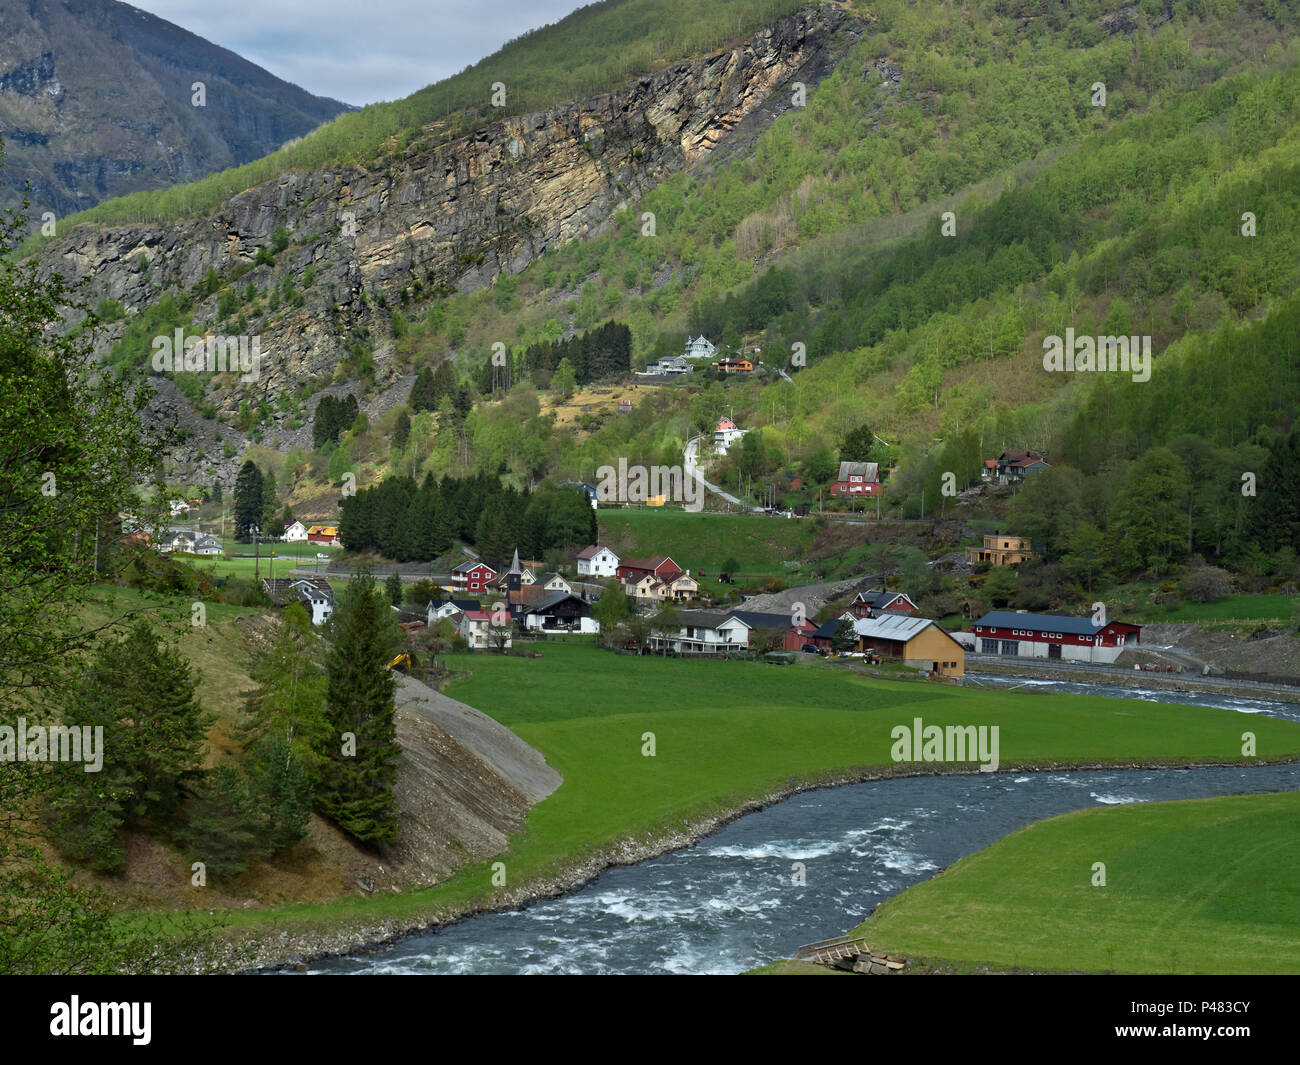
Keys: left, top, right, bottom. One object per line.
{"left": 25, "top": 0, "right": 1300, "bottom": 593}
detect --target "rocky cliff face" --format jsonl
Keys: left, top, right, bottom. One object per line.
{"left": 0, "top": 0, "right": 352, "bottom": 215}
{"left": 34, "top": 5, "right": 858, "bottom": 485}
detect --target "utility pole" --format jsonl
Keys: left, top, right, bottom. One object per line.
{"left": 253, "top": 525, "right": 261, "bottom": 584}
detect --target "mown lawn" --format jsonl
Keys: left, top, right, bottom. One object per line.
{"left": 853, "top": 790, "right": 1300, "bottom": 974}
{"left": 201, "top": 642, "right": 1300, "bottom": 937}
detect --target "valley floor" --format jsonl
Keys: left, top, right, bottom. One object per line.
{"left": 160, "top": 642, "right": 1300, "bottom": 973}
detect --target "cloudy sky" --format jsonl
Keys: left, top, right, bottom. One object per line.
{"left": 129, "top": 0, "right": 584, "bottom": 106}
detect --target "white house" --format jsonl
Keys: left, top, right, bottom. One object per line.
{"left": 685, "top": 336, "right": 717, "bottom": 360}
{"left": 283, "top": 521, "right": 308, "bottom": 542}
{"left": 458, "top": 610, "right": 512, "bottom": 650}
{"left": 192, "top": 533, "right": 223, "bottom": 556}
{"left": 647, "top": 610, "right": 753, "bottom": 654}
{"left": 576, "top": 545, "right": 620, "bottom": 578}
{"left": 426, "top": 598, "right": 480, "bottom": 626}
{"left": 714, "top": 417, "right": 746, "bottom": 455}
{"left": 541, "top": 572, "right": 573, "bottom": 594}
{"left": 298, "top": 586, "right": 335, "bottom": 626}
{"left": 262, "top": 577, "right": 335, "bottom": 626}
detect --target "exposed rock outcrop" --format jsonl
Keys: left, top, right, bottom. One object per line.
{"left": 32, "top": 5, "right": 862, "bottom": 484}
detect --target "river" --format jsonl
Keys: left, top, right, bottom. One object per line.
{"left": 308, "top": 673, "right": 1299, "bottom": 974}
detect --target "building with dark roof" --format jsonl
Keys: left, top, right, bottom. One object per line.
{"left": 958, "top": 610, "right": 1141, "bottom": 664}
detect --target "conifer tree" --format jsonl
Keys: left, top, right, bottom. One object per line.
{"left": 316, "top": 572, "right": 401, "bottom": 845}
{"left": 234, "top": 460, "right": 264, "bottom": 542}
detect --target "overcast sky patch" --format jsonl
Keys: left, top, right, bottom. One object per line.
{"left": 128, "top": 0, "right": 583, "bottom": 106}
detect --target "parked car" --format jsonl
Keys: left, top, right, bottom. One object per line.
{"left": 800, "top": 643, "right": 828, "bottom": 657}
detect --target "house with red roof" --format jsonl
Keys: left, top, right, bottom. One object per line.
{"left": 617, "top": 556, "right": 682, "bottom": 583}
{"left": 457, "top": 608, "right": 512, "bottom": 650}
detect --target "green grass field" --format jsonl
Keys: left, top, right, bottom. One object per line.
{"left": 193, "top": 543, "right": 343, "bottom": 580}
{"left": 1130, "top": 592, "right": 1298, "bottom": 626}
{"left": 597, "top": 509, "right": 815, "bottom": 584}
{"left": 195, "top": 642, "right": 1300, "bottom": 942}
{"left": 852, "top": 791, "right": 1300, "bottom": 974}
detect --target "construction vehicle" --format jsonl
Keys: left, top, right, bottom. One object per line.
{"left": 386, "top": 650, "right": 420, "bottom": 673}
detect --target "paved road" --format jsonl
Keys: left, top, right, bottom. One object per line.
{"left": 684, "top": 435, "right": 762, "bottom": 511}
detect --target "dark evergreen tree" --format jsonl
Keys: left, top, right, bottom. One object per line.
{"left": 234, "top": 460, "right": 264, "bottom": 542}
{"left": 839, "top": 423, "right": 874, "bottom": 463}
{"left": 44, "top": 622, "right": 211, "bottom": 872}
{"left": 1249, "top": 429, "right": 1300, "bottom": 551}
{"left": 316, "top": 573, "right": 401, "bottom": 845}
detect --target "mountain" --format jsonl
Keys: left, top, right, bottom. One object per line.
{"left": 0, "top": 0, "right": 353, "bottom": 214}
{"left": 28, "top": 3, "right": 851, "bottom": 487}
{"left": 18, "top": 0, "right": 1300, "bottom": 565}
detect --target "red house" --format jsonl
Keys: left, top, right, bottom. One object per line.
{"left": 849, "top": 590, "right": 917, "bottom": 619}
{"left": 617, "top": 556, "right": 682, "bottom": 583}
{"left": 781, "top": 619, "right": 820, "bottom": 650}
{"left": 452, "top": 560, "right": 497, "bottom": 594}
{"left": 830, "top": 461, "right": 881, "bottom": 496}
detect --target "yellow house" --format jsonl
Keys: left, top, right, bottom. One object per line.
{"left": 965, "top": 534, "right": 1032, "bottom": 567}
{"left": 851, "top": 614, "right": 965, "bottom": 677}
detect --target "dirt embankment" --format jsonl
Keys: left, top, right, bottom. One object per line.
{"left": 1138, "top": 623, "right": 1300, "bottom": 677}
{"left": 380, "top": 676, "right": 562, "bottom": 889}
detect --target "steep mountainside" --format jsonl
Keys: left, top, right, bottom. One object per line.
{"left": 0, "top": 0, "right": 352, "bottom": 213}
{"left": 32, "top": 4, "right": 856, "bottom": 484}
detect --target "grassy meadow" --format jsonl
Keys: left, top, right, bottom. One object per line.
{"left": 853, "top": 790, "right": 1300, "bottom": 974}
{"left": 182, "top": 641, "right": 1300, "bottom": 942}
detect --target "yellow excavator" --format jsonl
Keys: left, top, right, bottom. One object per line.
{"left": 386, "top": 650, "right": 420, "bottom": 673}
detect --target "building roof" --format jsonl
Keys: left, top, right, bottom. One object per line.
{"left": 524, "top": 591, "right": 590, "bottom": 615}
{"left": 429, "top": 598, "right": 480, "bottom": 613}
{"left": 836, "top": 461, "right": 880, "bottom": 483}
{"left": 998, "top": 450, "right": 1047, "bottom": 468}
{"left": 813, "top": 617, "right": 848, "bottom": 639}
{"left": 727, "top": 610, "right": 797, "bottom": 631}
{"left": 974, "top": 611, "right": 1138, "bottom": 635}
{"left": 669, "top": 609, "right": 732, "bottom": 630}
{"left": 850, "top": 613, "right": 942, "bottom": 642}
{"left": 452, "top": 560, "right": 494, "bottom": 574}
{"left": 853, "top": 589, "right": 912, "bottom": 609}
{"left": 621, "top": 555, "right": 679, "bottom": 573}
{"left": 577, "top": 544, "right": 617, "bottom": 560}
{"left": 262, "top": 576, "right": 334, "bottom": 606}
{"left": 847, "top": 615, "right": 964, "bottom": 652}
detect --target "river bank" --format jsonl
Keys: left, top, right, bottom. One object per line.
{"left": 207, "top": 754, "right": 1300, "bottom": 974}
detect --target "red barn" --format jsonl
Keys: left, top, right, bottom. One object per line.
{"left": 967, "top": 611, "right": 1141, "bottom": 664}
